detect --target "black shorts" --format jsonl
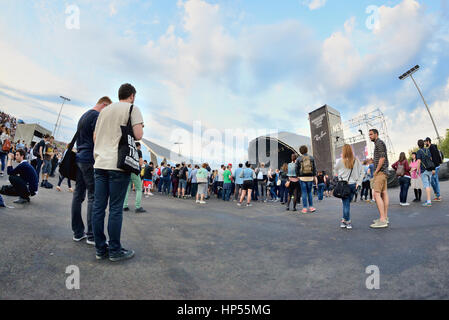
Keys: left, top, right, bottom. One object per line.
{"left": 242, "top": 180, "right": 253, "bottom": 191}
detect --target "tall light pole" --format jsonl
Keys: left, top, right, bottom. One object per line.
{"left": 399, "top": 65, "right": 442, "bottom": 144}
{"left": 174, "top": 142, "right": 183, "bottom": 156}
{"left": 54, "top": 96, "right": 70, "bottom": 137}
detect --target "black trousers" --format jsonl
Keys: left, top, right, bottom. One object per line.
{"left": 9, "top": 175, "right": 31, "bottom": 200}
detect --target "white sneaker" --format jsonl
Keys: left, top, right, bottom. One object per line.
{"left": 196, "top": 200, "right": 200, "bottom": 204}
{"left": 199, "top": 201, "right": 206, "bottom": 204}
{"left": 399, "top": 203, "right": 404, "bottom": 206}
{"left": 403, "top": 203, "right": 410, "bottom": 206}
{"left": 149, "top": 192, "right": 154, "bottom": 196}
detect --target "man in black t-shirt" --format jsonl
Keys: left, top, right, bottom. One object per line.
{"left": 143, "top": 161, "right": 154, "bottom": 197}
{"left": 71, "top": 96, "right": 112, "bottom": 244}
{"left": 33, "top": 134, "right": 50, "bottom": 178}
{"left": 177, "top": 162, "right": 188, "bottom": 198}
{"left": 424, "top": 137, "right": 442, "bottom": 201}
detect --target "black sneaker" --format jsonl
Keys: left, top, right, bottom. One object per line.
{"left": 123, "top": 207, "right": 130, "bottom": 212}
{"left": 13, "top": 197, "right": 30, "bottom": 204}
{"left": 96, "top": 250, "right": 109, "bottom": 260}
{"left": 73, "top": 234, "right": 87, "bottom": 242}
{"left": 109, "top": 248, "right": 135, "bottom": 262}
{"left": 135, "top": 207, "right": 147, "bottom": 213}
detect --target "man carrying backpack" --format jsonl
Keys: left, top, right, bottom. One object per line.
{"left": 424, "top": 137, "right": 442, "bottom": 202}
{"left": 417, "top": 139, "right": 436, "bottom": 207}
{"left": 296, "top": 145, "right": 317, "bottom": 214}
{"left": 177, "top": 162, "right": 188, "bottom": 199}
{"left": 161, "top": 164, "right": 172, "bottom": 196}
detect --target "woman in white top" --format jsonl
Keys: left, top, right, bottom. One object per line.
{"left": 334, "top": 144, "right": 364, "bottom": 230}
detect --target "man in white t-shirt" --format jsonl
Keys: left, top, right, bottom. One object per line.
{"left": 92, "top": 83, "right": 144, "bottom": 263}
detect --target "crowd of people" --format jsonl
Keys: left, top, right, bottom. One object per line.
{"left": 0, "top": 110, "right": 18, "bottom": 138}
{"left": 0, "top": 88, "right": 445, "bottom": 262}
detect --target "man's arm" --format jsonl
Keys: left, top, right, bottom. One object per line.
{"left": 133, "top": 124, "right": 144, "bottom": 141}
{"left": 374, "top": 158, "right": 385, "bottom": 175}
{"left": 6, "top": 153, "right": 17, "bottom": 176}
{"left": 39, "top": 145, "right": 44, "bottom": 159}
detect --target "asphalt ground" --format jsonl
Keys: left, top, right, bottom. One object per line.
{"left": 1, "top": 174, "right": 449, "bottom": 300}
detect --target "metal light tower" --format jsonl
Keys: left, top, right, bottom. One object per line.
{"left": 174, "top": 142, "right": 183, "bottom": 156}
{"left": 54, "top": 96, "right": 70, "bottom": 137}
{"left": 399, "top": 65, "right": 442, "bottom": 144}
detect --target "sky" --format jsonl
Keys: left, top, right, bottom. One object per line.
{"left": 1, "top": 0, "right": 449, "bottom": 166}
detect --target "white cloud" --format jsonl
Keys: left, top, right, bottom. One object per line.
{"left": 109, "top": 3, "right": 118, "bottom": 16}
{"left": 1, "top": 0, "right": 447, "bottom": 164}
{"left": 303, "top": 0, "right": 327, "bottom": 10}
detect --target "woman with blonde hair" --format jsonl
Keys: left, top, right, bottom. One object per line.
{"left": 334, "top": 144, "right": 364, "bottom": 229}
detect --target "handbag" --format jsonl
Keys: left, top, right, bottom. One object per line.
{"left": 59, "top": 118, "right": 85, "bottom": 181}
{"left": 117, "top": 104, "right": 141, "bottom": 175}
{"left": 333, "top": 161, "right": 355, "bottom": 199}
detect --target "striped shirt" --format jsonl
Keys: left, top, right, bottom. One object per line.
{"left": 373, "top": 138, "right": 389, "bottom": 175}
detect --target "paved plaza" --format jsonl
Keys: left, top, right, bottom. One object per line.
{"left": 1, "top": 175, "right": 449, "bottom": 300}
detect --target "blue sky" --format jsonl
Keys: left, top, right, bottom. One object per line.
{"left": 1, "top": 0, "right": 449, "bottom": 165}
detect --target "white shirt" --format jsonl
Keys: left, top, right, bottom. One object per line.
{"left": 217, "top": 168, "right": 224, "bottom": 182}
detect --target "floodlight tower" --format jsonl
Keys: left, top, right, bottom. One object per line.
{"left": 399, "top": 65, "right": 441, "bottom": 144}
{"left": 54, "top": 96, "right": 70, "bottom": 137}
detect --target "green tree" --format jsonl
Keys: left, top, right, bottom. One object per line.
{"left": 438, "top": 129, "right": 449, "bottom": 160}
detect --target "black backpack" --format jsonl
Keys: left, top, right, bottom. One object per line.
{"left": 421, "top": 149, "right": 435, "bottom": 171}
{"left": 33, "top": 141, "right": 43, "bottom": 158}
{"left": 178, "top": 167, "right": 186, "bottom": 179}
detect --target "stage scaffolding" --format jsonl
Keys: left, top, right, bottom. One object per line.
{"left": 331, "top": 108, "right": 396, "bottom": 162}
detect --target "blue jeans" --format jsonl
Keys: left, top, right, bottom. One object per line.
{"left": 300, "top": 180, "right": 313, "bottom": 209}
{"left": 222, "top": 183, "right": 232, "bottom": 201}
{"left": 270, "top": 185, "right": 277, "bottom": 200}
{"left": 398, "top": 176, "right": 411, "bottom": 204}
{"left": 317, "top": 183, "right": 325, "bottom": 200}
{"left": 279, "top": 181, "right": 288, "bottom": 203}
{"left": 162, "top": 177, "right": 171, "bottom": 195}
{"left": 431, "top": 166, "right": 440, "bottom": 198}
{"left": 92, "top": 169, "right": 130, "bottom": 255}
{"left": 71, "top": 162, "right": 95, "bottom": 239}
{"left": 158, "top": 177, "right": 163, "bottom": 192}
{"left": 0, "top": 152, "right": 6, "bottom": 172}
{"left": 35, "top": 157, "right": 43, "bottom": 177}
{"left": 421, "top": 170, "right": 432, "bottom": 189}
{"left": 342, "top": 184, "right": 357, "bottom": 221}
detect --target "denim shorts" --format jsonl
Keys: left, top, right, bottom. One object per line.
{"left": 179, "top": 179, "right": 187, "bottom": 189}
{"left": 421, "top": 170, "right": 432, "bottom": 189}
{"left": 42, "top": 159, "right": 52, "bottom": 174}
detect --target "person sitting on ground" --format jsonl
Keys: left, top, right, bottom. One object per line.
{"left": 6, "top": 149, "right": 39, "bottom": 204}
